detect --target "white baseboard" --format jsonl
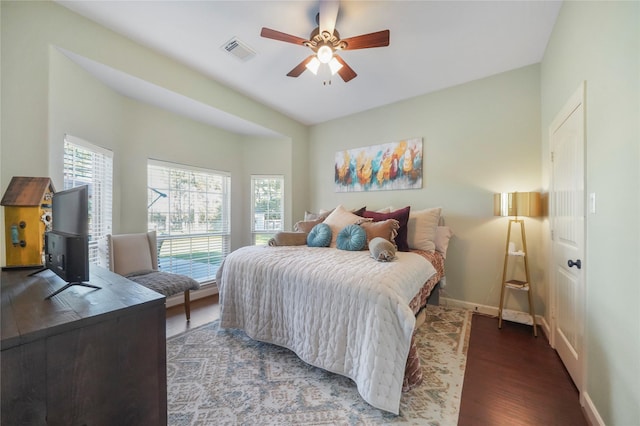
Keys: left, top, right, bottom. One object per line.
{"left": 165, "top": 284, "right": 218, "bottom": 308}
{"left": 441, "top": 296, "right": 550, "bottom": 339}
{"left": 582, "top": 390, "right": 605, "bottom": 426}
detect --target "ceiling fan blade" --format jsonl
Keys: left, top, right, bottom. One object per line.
{"left": 260, "top": 27, "right": 309, "bottom": 46}
{"left": 318, "top": 0, "right": 339, "bottom": 36}
{"left": 334, "top": 55, "right": 357, "bottom": 82}
{"left": 341, "top": 30, "right": 390, "bottom": 50}
{"left": 287, "top": 55, "right": 316, "bottom": 77}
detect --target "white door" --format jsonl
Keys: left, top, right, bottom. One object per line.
{"left": 550, "top": 83, "right": 586, "bottom": 390}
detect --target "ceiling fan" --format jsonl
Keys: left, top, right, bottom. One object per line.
{"left": 260, "top": 0, "right": 390, "bottom": 83}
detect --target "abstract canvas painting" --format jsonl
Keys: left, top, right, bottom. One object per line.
{"left": 334, "top": 137, "right": 423, "bottom": 192}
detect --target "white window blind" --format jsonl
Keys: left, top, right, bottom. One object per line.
{"left": 251, "top": 175, "right": 284, "bottom": 245}
{"left": 147, "top": 159, "right": 230, "bottom": 283}
{"left": 63, "top": 135, "right": 113, "bottom": 266}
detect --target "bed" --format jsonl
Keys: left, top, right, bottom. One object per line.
{"left": 217, "top": 205, "right": 450, "bottom": 414}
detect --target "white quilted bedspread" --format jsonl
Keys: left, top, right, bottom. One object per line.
{"left": 218, "top": 245, "right": 436, "bottom": 414}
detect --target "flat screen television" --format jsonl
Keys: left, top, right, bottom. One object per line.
{"left": 51, "top": 185, "right": 89, "bottom": 235}
{"left": 43, "top": 185, "right": 100, "bottom": 299}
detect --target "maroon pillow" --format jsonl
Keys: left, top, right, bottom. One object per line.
{"left": 352, "top": 206, "right": 366, "bottom": 216}
{"left": 363, "top": 206, "right": 411, "bottom": 251}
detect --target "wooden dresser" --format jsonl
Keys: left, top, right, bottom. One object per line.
{"left": 1, "top": 266, "right": 167, "bottom": 425}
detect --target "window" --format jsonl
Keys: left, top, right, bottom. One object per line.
{"left": 251, "top": 175, "right": 284, "bottom": 245}
{"left": 63, "top": 135, "right": 113, "bottom": 266}
{"left": 147, "top": 160, "right": 230, "bottom": 283}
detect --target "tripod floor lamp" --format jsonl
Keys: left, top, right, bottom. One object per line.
{"left": 494, "top": 191, "right": 542, "bottom": 336}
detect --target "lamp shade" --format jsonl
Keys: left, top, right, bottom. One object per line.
{"left": 494, "top": 192, "right": 542, "bottom": 217}
{"left": 328, "top": 57, "right": 343, "bottom": 75}
{"left": 305, "top": 57, "right": 321, "bottom": 75}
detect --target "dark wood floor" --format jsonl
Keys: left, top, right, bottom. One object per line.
{"left": 458, "top": 314, "right": 588, "bottom": 426}
{"left": 166, "top": 298, "right": 588, "bottom": 425}
{"left": 166, "top": 294, "right": 220, "bottom": 338}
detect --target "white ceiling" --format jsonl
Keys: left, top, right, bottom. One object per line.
{"left": 56, "top": 0, "right": 562, "bottom": 134}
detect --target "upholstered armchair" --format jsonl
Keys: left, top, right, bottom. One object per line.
{"left": 107, "top": 231, "right": 200, "bottom": 321}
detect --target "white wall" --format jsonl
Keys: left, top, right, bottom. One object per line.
{"left": 309, "top": 64, "right": 544, "bottom": 314}
{"left": 541, "top": 1, "right": 640, "bottom": 424}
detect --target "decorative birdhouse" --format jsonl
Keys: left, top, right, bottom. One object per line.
{"left": 1, "top": 177, "right": 55, "bottom": 268}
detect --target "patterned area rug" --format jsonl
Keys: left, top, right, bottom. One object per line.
{"left": 167, "top": 305, "right": 471, "bottom": 425}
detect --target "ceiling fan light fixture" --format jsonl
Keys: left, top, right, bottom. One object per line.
{"left": 305, "top": 57, "right": 321, "bottom": 74}
{"left": 328, "top": 57, "right": 343, "bottom": 75}
{"left": 260, "top": 5, "right": 390, "bottom": 83}
{"left": 317, "top": 45, "right": 333, "bottom": 64}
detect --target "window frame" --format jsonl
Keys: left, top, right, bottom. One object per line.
{"left": 63, "top": 134, "right": 113, "bottom": 267}
{"left": 250, "top": 174, "right": 284, "bottom": 245}
{"left": 147, "top": 159, "right": 231, "bottom": 284}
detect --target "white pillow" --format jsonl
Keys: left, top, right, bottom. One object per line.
{"left": 304, "top": 209, "right": 333, "bottom": 221}
{"left": 322, "top": 205, "right": 365, "bottom": 247}
{"left": 406, "top": 207, "right": 442, "bottom": 252}
{"left": 435, "top": 226, "right": 453, "bottom": 258}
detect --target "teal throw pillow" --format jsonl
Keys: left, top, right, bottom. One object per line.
{"left": 336, "top": 224, "right": 367, "bottom": 251}
{"left": 307, "top": 223, "right": 332, "bottom": 247}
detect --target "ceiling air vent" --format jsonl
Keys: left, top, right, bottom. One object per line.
{"left": 222, "top": 37, "right": 256, "bottom": 62}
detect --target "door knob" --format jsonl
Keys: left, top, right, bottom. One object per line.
{"left": 567, "top": 259, "right": 582, "bottom": 269}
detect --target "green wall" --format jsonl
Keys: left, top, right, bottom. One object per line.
{"left": 1, "top": 0, "right": 308, "bottom": 254}
{"left": 541, "top": 1, "right": 640, "bottom": 424}
{"left": 48, "top": 48, "right": 245, "bottom": 238}
{"left": 310, "top": 64, "right": 545, "bottom": 315}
